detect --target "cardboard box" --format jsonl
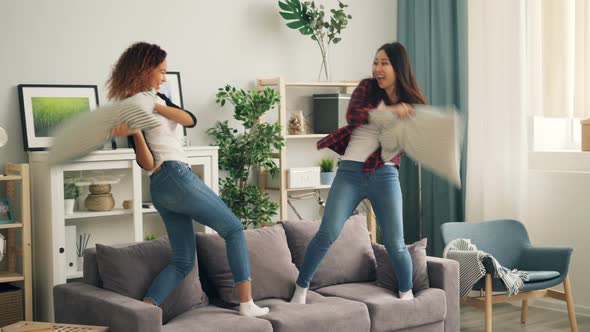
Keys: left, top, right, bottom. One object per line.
{"left": 582, "top": 118, "right": 590, "bottom": 151}
{"left": 287, "top": 167, "right": 321, "bottom": 189}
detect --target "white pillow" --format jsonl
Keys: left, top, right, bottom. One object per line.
{"left": 48, "top": 92, "right": 160, "bottom": 165}
{"left": 370, "top": 104, "right": 463, "bottom": 188}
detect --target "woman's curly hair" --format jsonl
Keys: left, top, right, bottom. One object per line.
{"left": 107, "top": 42, "right": 167, "bottom": 100}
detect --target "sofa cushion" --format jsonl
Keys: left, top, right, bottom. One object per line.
{"left": 196, "top": 224, "right": 298, "bottom": 304}
{"left": 95, "top": 237, "right": 205, "bottom": 324}
{"left": 316, "top": 282, "right": 446, "bottom": 332}
{"left": 282, "top": 214, "right": 376, "bottom": 289}
{"left": 253, "top": 291, "right": 370, "bottom": 332}
{"left": 162, "top": 305, "right": 273, "bottom": 332}
{"left": 374, "top": 238, "right": 430, "bottom": 293}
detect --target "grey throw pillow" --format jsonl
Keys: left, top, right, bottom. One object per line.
{"left": 282, "top": 214, "right": 377, "bottom": 290}
{"left": 196, "top": 224, "right": 298, "bottom": 304}
{"left": 374, "top": 238, "right": 430, "bottom": 293}
{"left": 95, "top": 237, "right": 205, "bottom": 324}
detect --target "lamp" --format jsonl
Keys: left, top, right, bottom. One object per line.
{"left": 0, "top": 126, "right": 7, "bottom": 148}
{"left": 0, "top": 126, "right": 6, "bottom": 260}
{"left": 0, "top": 233, "right": 5, "bottom": 262}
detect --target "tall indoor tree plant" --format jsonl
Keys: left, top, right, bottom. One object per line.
{"left": 279, "top": 0, "right": 352, "bottom": 81}
{"left": 208, "top": 85, "right": 284, "bottom": 228}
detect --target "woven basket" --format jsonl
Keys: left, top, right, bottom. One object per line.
{"left": 85, "top": 194, "right": 115, "bottom": 211}
{"left": 0, "top": 286, "right": 23, "bottom": 327}
{"left": 89, "top": 184, "right": 112, "bottom": 195}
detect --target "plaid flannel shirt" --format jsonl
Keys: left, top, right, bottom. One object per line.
{"left": 317, "top": 78, "right": 401, "bottom": 172}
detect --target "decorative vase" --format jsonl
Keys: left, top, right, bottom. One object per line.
{"left": 89, "top": 184, "right": 111, "bottom": 195}
{"left": 85, "top": 194, "right": 115, "bottom": 211}
{"left": 317, "top": 46, "right": 331, "bottom": 82}
{"left": 320, "top": 172, "right": 335, "bottom": 185}
{"left": 77, "top": 256, "right": 83, "bottom": 272}
{"left": 64, "top": 199, "right": 75, "bottom": 214}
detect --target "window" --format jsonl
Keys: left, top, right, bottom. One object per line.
{"left": 533, "top": 116, "right": 582, "bottom": 151}
{"left": 529, "top": 0, "right": 589, "bottom": 151}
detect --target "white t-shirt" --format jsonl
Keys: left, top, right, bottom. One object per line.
{"left": 143, "top": 96, "right": 189, "bottom": 174}
{"left": 342, "top": 123, "right": 381, "bottom": 162}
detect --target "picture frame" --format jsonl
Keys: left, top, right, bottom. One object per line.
{"left": 18, "top": 84, "right": 100, "bottom": 151}
{"left": 0, "top": 198, "right": 15, "bottom": 224}
{"left": 158, "top": 72, "right": 188, "bottom": 142}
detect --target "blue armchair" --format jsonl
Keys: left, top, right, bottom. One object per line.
{"left": 441, "top": 219, "right": 578, "bottom": 332}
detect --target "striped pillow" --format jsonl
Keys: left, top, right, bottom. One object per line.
{"left": 118, "top": 91, "right": 160, "bottom": 130}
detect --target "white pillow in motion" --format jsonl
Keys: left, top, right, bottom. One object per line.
{"left": 48, "top": 91, "right": 160, "bottom": 165}
{"left": 369, "top": 103, "right": 463, "bottom": 188}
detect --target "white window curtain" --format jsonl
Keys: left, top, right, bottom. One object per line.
{"left": 466, "top": 0, "right": 529, "bottom": 221}
{"left": 528, "top": 0, "right": 590, "bottom": 119}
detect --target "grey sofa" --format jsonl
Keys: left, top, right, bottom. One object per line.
{"left": 54, "top": 217, "right": 459, "bottom": 332}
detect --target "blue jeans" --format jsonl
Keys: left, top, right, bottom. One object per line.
{"left": 296, "top": 160, "right": 413, "bottom": 292}
{"left": 144, "top": 161, "right": 250, "bottom": 305}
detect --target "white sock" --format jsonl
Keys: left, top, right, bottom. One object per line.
{"left": 239, "top": 299, "right": 269, "bottom": 317}
{"left": 290, "top": 284, "right": 308, "bottom": 304}
{"left": 399, "top": 289, "right": 414, "bottom": 300}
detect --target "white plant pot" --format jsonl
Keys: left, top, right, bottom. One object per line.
{"left": 64, "top": 199, "right": 75, "bottom": 215}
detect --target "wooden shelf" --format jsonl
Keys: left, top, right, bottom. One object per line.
{"left": 0, "top": 223, "right": 23, "bottom": 230}
{"left": 142, "top": 207, "right": 158, "bottom": 214}
{"left": 0, "top": 271, "right": 25, "bottom": 283}
{"left": 64, "top": 208, "right": 132, "bottom": 220}
{"left": 287, "top": 185, "right": 331, "bottom": 192}
{"left": 66, "top": 271, "right": 83, "bottom": 280}
{"left": 286, "top": 134, "right": 327, "bottom": 139}
{"left": 257, "top": 78, "right": 358, "bottom": 88}
{"left": 285, "top": 81, "right": 359, "bottom": 87}
{"left": 0, "top": 175, "right": 22, "bottom": 181}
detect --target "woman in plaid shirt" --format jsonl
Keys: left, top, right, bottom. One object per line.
{"left": 291, "top": 42, "right": 427, "bottom": 304}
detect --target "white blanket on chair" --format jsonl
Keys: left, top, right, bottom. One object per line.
{"left": 443, "top": 238, "right": 529, "bottom": 298}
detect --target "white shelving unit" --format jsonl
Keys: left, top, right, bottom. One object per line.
{"left": 256, "top": 78, "right": 377, "bottom": 240}
{"left": 29, "top": 146, "right": 218, "bottom": 322}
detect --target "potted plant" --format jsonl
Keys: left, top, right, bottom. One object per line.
{"left": 320, "top": 158, "right": 335, "bottom": 185}
{"left": 208, "top": 85, "right": 284, "bottom": 228}
{"left": 63, "top": 182, "right": 79, "bottom": 214}
{"left": 279, "top": 0, "right": 352, "bottom": 81}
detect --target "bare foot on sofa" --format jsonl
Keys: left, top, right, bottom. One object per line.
{"left": 239, "top": 300, "right": 269, "bottom": 316}
{"left": 290, "top": 284, "right": 308, "bottom": 304}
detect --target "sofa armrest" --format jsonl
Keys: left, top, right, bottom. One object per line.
{"left": 54, "top": 282, "right": 162, "bottom": 332}
{"left": 519, "top": 245, "right": 573, "bottom": 276}
{"left": 427, "top": 256, "right": 460, "bottom": 332}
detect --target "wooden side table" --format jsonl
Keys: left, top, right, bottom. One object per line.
{"left": 1, "top": 321, "right": 108, "bottom": 332}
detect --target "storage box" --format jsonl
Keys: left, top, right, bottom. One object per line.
{"left": 287, "top": 167, "right": 321, "bottom": 189}
{"left": 582, "top": 118, "right": 590, "bottom": 151}
{"left": 0, "top": 284, "right": 23, "bottom": 328}
{"left": 313, "top": 94, "right": 351, "bottom": 134}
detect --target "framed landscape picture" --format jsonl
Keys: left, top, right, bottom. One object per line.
{"left": 18, "top": 84, "right": 99, "bottom": 151}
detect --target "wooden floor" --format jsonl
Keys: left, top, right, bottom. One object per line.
{"left": 461, "top": 303, "right": 590, "bottom": 331}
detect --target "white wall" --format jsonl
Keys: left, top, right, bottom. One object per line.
{"left": 0, "top": 0, "right": 396, "bottom": 167}
{"left": 527, "top": 152, "right": 590, "bottom": 313}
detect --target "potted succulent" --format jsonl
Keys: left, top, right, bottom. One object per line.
{"left": 63, "top": 182, "right": 79, "bottom": 214}
{"left": 320, "top": 158, "right": 335, "bottom": 185}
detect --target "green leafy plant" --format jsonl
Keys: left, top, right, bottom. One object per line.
{"left": 144, "top": 233, "right": 156, "bottom": 241}
{"left": 207, "top": 85, "right": 284, "bottom": 228}
{"left": 64, "top": 182, "right": 79, "bottom": 200}
{"left": 279, "top": 0, "right": 352, "bottom": 81}
{"left": 320, "top": 158, "right": 335, "bottom": 173}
